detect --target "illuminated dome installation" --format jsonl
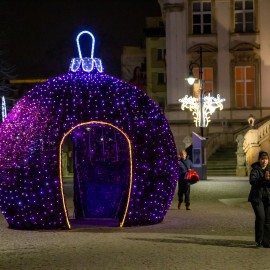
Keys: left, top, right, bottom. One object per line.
{"left": 0, "top": 31, "right": 178, "bottom": 229}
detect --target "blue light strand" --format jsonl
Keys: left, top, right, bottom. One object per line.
{"left": 1, "top": 96, "right": 7, "bottom": 122}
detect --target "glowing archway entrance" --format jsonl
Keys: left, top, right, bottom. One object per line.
{"left": 59, "top": 121, "right": 132, "bottom": 228}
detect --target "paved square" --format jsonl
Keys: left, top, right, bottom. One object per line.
{"left": 0, "top": 177, "right": 269, "bottom": 270}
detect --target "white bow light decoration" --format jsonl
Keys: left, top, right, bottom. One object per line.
{"left": 69, "top": 30, "right": 103, "bottom": 73}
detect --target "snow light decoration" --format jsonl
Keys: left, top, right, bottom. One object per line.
{"left": 178, "top": 94, "right": 225, "bottom": 128}
{"left": 1, "top": 96, "right": 7, "bottom": 122}
{"left": 0, "top": 30, "right": 179, "bottom": 229}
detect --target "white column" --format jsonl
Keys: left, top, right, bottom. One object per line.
{"left": 159, "top": 0, "right": 187, "bottom": 107}
{"left": 216, "top": 0, "right": 230, "bottom": 109}
{"left": 259, "top": 0, "right": 270, "bottom": 108}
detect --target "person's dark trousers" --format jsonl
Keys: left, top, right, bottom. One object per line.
{"left": 251, "top": 198, "right": 270, "bottom": 245}
{"left": 178, "top": 181, "right": 190, "bottom": 206}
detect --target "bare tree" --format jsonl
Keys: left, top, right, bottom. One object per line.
{"left": 0, "top": 35, "right": 17, "bottom": 116}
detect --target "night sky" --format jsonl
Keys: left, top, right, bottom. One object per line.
{"left": 1, "top": 0, "right": 161, "bottom": 79}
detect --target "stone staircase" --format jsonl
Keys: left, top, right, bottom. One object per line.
{"left": 207, "top": 145, "right": 237, "bottom": 176}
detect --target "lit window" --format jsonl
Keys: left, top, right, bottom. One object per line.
{"left": 193, "top": 67, "right": 213, "bottom": 97}
{"left": 192, "top": 1, "right": 212, "bottom": 34}
{"left": 235, "top": 66, "right": 255, "bottom": 107}
{"left": 234, "top": 0, "right": 254, "bottom": 33}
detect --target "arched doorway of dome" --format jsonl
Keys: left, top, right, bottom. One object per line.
{"left": 60, "top": 121, "right": 132, "bottom": 228}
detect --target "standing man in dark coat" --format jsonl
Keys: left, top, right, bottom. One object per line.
{"left": 248, "top": 151, "right": 270, "bottom": 248}
{"left": 178, "top": 150, "right": 193, "bottom": 210}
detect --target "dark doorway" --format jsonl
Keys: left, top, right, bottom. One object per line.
{"left": 65, "top": 123, "right": 131, "bottom": 225}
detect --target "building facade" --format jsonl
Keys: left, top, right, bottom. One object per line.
{"left": 155, "top": 0, "right": 270, "bottom": 153}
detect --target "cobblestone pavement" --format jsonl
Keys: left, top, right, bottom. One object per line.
{"left": 0, "top": 176, "right": 269, "bottom": 270}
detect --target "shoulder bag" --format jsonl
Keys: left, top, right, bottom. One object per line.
{"left": 180, "top": 160, "right": 200, "bottom": 185}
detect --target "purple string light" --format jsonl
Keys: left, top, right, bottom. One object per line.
{"left": 0, "top": 31, "right": 179, "bottom": 229}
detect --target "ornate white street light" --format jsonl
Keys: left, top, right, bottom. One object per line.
{"left": 179, "top": 93, "right": 225, "bottom": 129}
{"left": 178, "top": 47, "right": 225, "bottom": 137}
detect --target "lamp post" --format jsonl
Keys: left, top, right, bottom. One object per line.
{"left": 188, "top": 47, "right": 204, "bottom": 137}
{"left": 178, "top": 47, "right": 225, "bottom": 137}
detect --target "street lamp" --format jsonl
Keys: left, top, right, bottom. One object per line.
{"left": 178, "top": 47, "right": 225, "bottom": 137}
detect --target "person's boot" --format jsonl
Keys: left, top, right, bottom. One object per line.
{"left": 178, "top": 203, "right": 181, "bottom": 209}
{"left": 186, "top": 205, "right": 191, "bottom": 210}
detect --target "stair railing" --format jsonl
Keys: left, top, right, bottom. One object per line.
{"left": 206, "top": 133, "right": 222, "bottom": 158}
{"left": 206, "top": 132, "right": 236, "bottom": 159}
{"left": 243, "top": 119, "right": 270, "bottom": 174}
{"left": 203, "top": 116, "right": 270, "bottom": 176}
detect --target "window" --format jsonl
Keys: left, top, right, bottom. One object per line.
{"left": 192, "top": 1, "right": 212, "bottom": 34}
{"left": 157, "top": 73, "right": 166, "bottom": 85}
{"left": 234, "top": 0, "right": 254, "bottom": 33}
{"left": 193, "top": 67, "right": 213, "bottom": 97}
{"left": 157, "top": 49, "right": 166, "bottom": 61}
{"left": 235, "top": 66, "right": 255, "bottom": 107}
